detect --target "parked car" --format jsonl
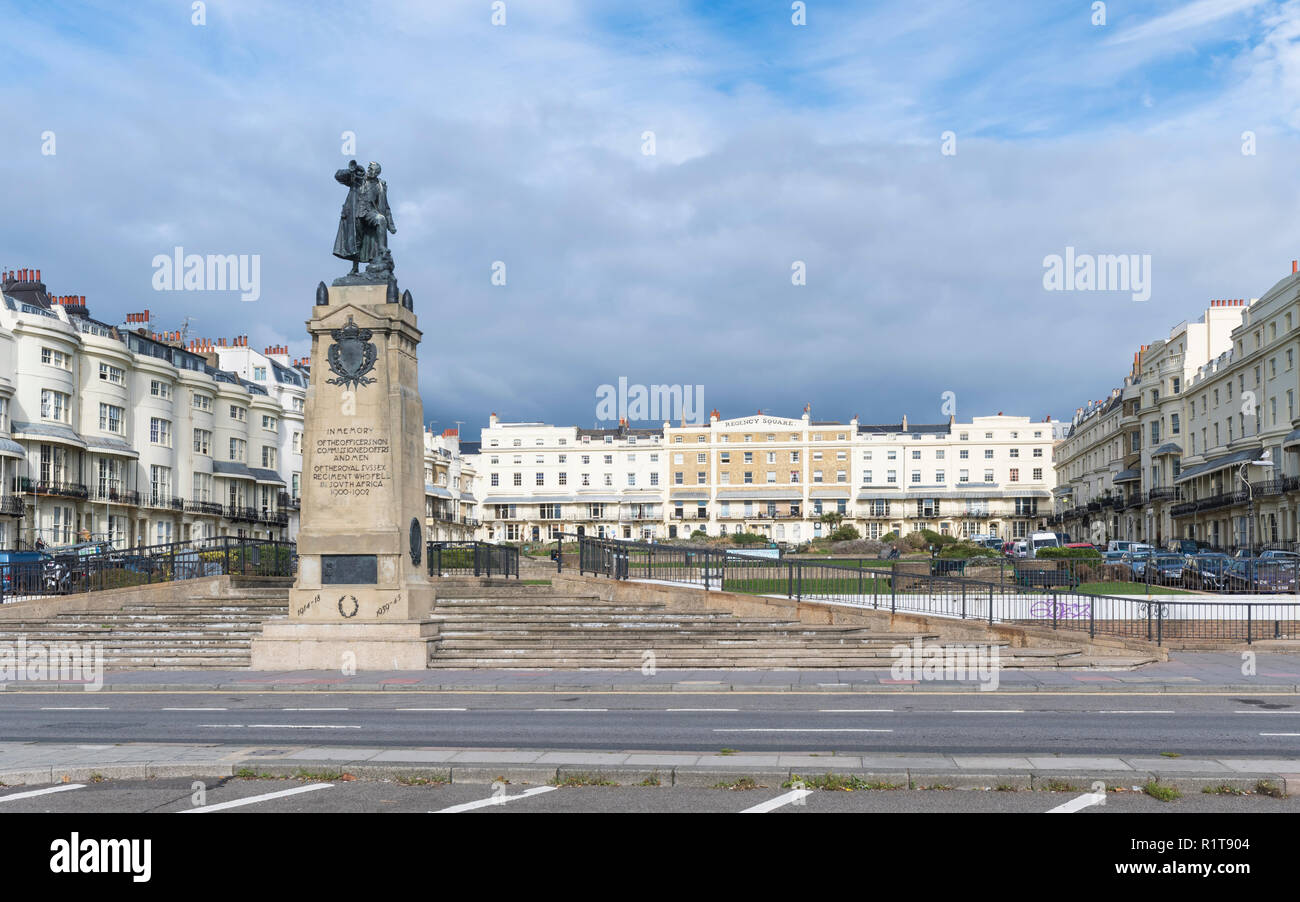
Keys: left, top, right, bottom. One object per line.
{"left": 1226, "top": 559, "right": 1298, "bottom": 593}
{"left": 1184, "top": 552, "right": 1233, "bottom": 590}
{"left": 1107, "top": 540, "right": 1153, "bottom": 554}
{"left": 1012, "top": 540, "right": 1029, "bottom": 558}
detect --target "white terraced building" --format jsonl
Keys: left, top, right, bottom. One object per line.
{"left": 474, "top": 413, "right": 665, "bottom": 542}
{"left": 1053, "top": 298, "right": 1249, "bottom": 547}
{"left": 0, "top": 267, "right": 305, "bottom": 549}
{"left": 473, "top": 409, "right": 1066, "bottom": 544}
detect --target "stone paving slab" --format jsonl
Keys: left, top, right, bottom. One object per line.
{"left": 1026, "top": 756, "right": 1132, "bottom": 770}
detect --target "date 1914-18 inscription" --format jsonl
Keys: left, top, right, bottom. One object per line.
{"left": 314, "top": 425, "right": 390, "bottom": 497}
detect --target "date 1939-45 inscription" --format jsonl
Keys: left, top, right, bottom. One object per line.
{"left": 313, "top": 425, "right": 390, "bottom": 497}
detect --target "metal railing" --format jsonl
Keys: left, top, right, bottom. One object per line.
{"left": 426, "top": 541, "right": 519, "bottom": 578}
{"left": 0, "top": 536, "right": 296, "bottom": 604}
{"left": 570, "top": 536, "right": 1300, "bottom": 646}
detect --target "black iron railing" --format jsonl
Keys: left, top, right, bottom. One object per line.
{"left": 571, "top": 536, "right": 1300, "bottom": 646}
{"left": 0, "top": 536, "right": 296, "bottom": 604}
{"left": 426, "top": 541, "right": 519, "bottom": 578}
{"left": 17, "top": 478, "right": 89, "bottom": 500}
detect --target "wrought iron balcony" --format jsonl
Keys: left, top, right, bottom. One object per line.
{"left": 18, "top": 478, "right": 89, "bottom": 500}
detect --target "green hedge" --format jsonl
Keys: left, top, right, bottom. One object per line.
{"left": 937, "top": 543, "right": 1001, "bottom": 560}
{"left": 1036, "top": 547, "right": 1102, "bottom": 561}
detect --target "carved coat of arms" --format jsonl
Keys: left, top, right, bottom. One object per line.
{"left": 325, "top": 315, "right": 378, "bottom": 389}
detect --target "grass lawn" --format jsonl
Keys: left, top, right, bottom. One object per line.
{"left": 1073, "top": 581, "right": 1189, "bottom": 595}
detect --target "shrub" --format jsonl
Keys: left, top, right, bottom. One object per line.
{"left": 828, "top": 525, "right": 860, "bottom": 542}
{"left": 938, "top": 543, "right": 1000, "bottom": 559}
{"left": 690, "top": 529, "right": 708, "bottom": 540}
{"left": 729, "top": 532, "right": 767, "bottom": 547}
{"left": 880, "top": 532, "right": 898, "bottom": 543}
{"left": 902, "top": 532, "right": 929, "bottom": 551}
{"left": 1037, "top": 547, "right": 1102, "bottom": 561}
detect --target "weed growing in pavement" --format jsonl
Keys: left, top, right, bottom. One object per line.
{"left": 1255, "top": 779, "right": 1286, "bottom": 799}
{"left": 785, "top": 773, "right": 903, "bottom": 791}
{"left": 1040, "top": 779, "right": 1079, "bottom": 792}
{"left": 994, "top": 783, "right": 1018, "bottom": 792}
{"left": 549, "top": 773, "right": 619, "bottom": 787}
{"left": 713, "top": 778, "right": 762, "bottom": 790}
{"left": 639, "top": 773, "right": 663, "bottom": 787}
{"left": 394, "top": 774, "right": 448, "bottom": 786}
{"left": 1142, "top": 780, "right": 1181, "bottom": 802}
{"left": 718, "top": 748, "right": 738, "bottom": 756}
{"left": 1202, "top": 784, "right": 1246, "bottom": 796}
{"left": 1159, "top": 751, "right": 1182, "bottom": 758}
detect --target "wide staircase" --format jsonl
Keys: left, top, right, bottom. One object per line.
{"left": 426, "top": 579, "right": 1119, "bottom": 669}
{"left": 0, "top": 577, "right": 290, "bottom": 668}
{"left": 0, "top": 575, "right": 1157, "bottom": 670}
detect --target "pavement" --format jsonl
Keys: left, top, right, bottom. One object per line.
{"left": 3, "top": 651, "right": 1298, "bottom": 693}
{"left": 2, "top": 772, "right": 1296, "bottom": 813}
{"left": 1, "top": 740, "right": 1298, "bottom": 798}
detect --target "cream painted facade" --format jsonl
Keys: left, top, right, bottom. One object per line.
{"left": 473, "top": 409, "right": 1063, "bottom": 544}
{"left": 0, "top": 269, "right": 302, "bottom": 549}
{"left": 1051, "top": 284, "right": 1300, "bottom": 554}
{"left": 475, "top": 414, "right": 665, "bottom": 542}
{"left": 424, "top": 428, "right": 478, "bottom": 541}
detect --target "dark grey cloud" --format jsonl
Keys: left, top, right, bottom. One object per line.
{"left": 3, "top": 0, "right": 1298, "bottom": 433}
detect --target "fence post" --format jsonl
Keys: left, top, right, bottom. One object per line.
{"left": 556, "top": 535, "right": 562, "bottom": 574}
{"left": 1089, "top": 596, "right": 1095, "bottom": 639}
{"left": 473, "top": 544, "right": 482, "bottom": 578}
{"left": 787, "top": 564, "right": 793, "bottom": 599}
{"left": 1157, "top": 602, "right": 1163, "bottom": 646}
{"left": 797, "top": 562, "right": 803, "bottom": 602}
{"left": 858, "top": 567, "right": 863, "bottom": 604}
{"left": 960, "top": 582, "right": 966, "bottom": 620}
{"left": 704, "top": 552, "right": 711, "bottom": 592}
{"left": 1246, "top": 604, "right": 1252, "bottom": 645}
{"left": 988, "top": 586, "right": 993, "bottom": 625}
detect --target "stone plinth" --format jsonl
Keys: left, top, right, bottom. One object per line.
{"left": 251, "top": 282, "right": 435, "bottom": 670}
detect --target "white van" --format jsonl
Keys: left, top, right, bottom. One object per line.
{"left": 1028, "top": 532, "right": 1060, "bottom": 559}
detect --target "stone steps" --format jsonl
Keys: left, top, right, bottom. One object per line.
{"left": 0, "top": 587, "right": 289, "bottom": 669}
{"left": 420, "top": 579, "right": 1102, "bottom": 669}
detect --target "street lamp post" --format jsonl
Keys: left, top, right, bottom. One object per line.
{"left": 1238, "top": 451, "right": 1273, "bottom": 560}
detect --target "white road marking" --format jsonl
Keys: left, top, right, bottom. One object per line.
{"left": 0, "top": 784, "right": 85, "bottom": 803}
{"left": 713, "top": 728, "right": 892, "bottom": 733}
{"left": 1235, "top": 710, "right": 1300, "bottom": 714}
{"left": 666, "top": 708, "right": 739, "bottom": 712}
{"left": 952, "top": 709, "right": 1023, "bottom": 714}
{"left": 248, "top": 724, "right": 362, "bottom": 729}
{"left": 819, "top": 708, "right": 894, "bottom": 713}
{"left": 181, "top": 783, "right": 332, "bottom": 813}
{"left": 282, "top": 707, "right": 349, "bottom": 711}
{"left": 197, "top": 724, "right": 362, "bottom": 729}
{"left": 534, "top": 708, "right": 608, "bottom": 712}
{"left": 433, "top": 786, "right": 556, "bottom": 813}
{"left": 40, "top": 706, "right": 108, "bottom": 711}
{"left": 1097, "top": 710, "right": 1174, "bottom": 714}
{"left": 163, "top": 707, "right": 228, "bottom": 711}
{"left": 1259, "top": 732, "right": 1300, "bottom": 737}
{"left": 1047, "top": 791, "right": 1107, "bottom": 814}
{"left": 741, "top": 789, "right": 812, "bottom": 813}
{"left": 396, "top": 707, "right": 467, "bottom": 712}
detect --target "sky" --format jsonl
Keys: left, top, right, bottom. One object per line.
{"left": 3, "top": 0, "right": 1300, "bottom": 435}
